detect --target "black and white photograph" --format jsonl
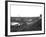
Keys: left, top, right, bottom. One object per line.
{"left": 6, "top": 1, "right": 45, "bottom": 36}
{"left": 11, "top": 16, "right": 42, "bottom": 32}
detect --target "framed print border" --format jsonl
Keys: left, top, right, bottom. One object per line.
{"left": 5, "top": 1, "right": 45, "bottom": 36}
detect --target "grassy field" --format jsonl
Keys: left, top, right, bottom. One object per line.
{"left": 10, "top": 17, "right": 42, "bottom": 32}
